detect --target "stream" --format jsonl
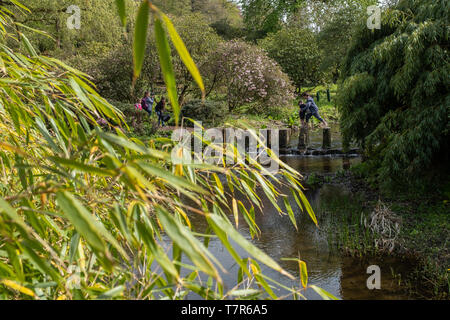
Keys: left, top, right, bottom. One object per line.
{"left": 162, "top": 128, "right": 415, "bottom": 300}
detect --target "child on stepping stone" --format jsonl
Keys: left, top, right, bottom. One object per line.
{"left": 301, "top": 92, "right": 328, "bottom": 128}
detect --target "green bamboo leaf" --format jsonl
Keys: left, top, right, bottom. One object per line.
{"left": 0, "top": 196, "right": 29, "bottom": 233}
{"left": 15, "top": 22, "right": 53, "bottom": 39}
{"left": 56, "top": 192, "right": 106, "bottom": 253}
{"left": 35, "top": 118, "right": 62, "bottom": 153}
{"left": 97, "top": 285, "right": 124, "bottom": 300}
{"left": 56, "top": 192, "right": 129, "bottom": 260}
{"left": 133, "top": 0, "right": 149, "bottom": 80}
{"left": 310, "top": 285, "right": 339, "bottom": 300}
{"left": 229, "top": 289, "right": 261, "bottom": 297}
{"left": 9, "top": 0, "right": 31, "bottom": 13}
{"left": 49, "top": 157, "right": 115, "bottom": 176}
{"left": 137, "top": 161, "right": 207, "bottom": 194}
{"left": 21, "top": 241, "right": 60, "bottom": 281}
{"left": 68, "top": 232, "right": 80, "bottom": 264}
{"left": 115, "top": 0, "right": 127, "bottom": 28}
{"left": 99, "top": 132, "right": 170, "bottom": 160}
{"left": 206, "top": 213, "right": 250, "bottom": 278}
{"left": 250, "top": 260, "right": 277, "bottom": 299}
{"left": 135, "top": 221, "right": 179, "bottom": 280}
{"left": 283, "top": 197, "right": 298, "bottom": 231}
{"left": 154, "top": 16, "right": 180, "bottom": 125}
{"left": 20, "top": 33, "right": 37, "bottom": 57}
{"left": 0, "top": 261, "right": 15, "bottom": 277}
{"left": 298, "top": 190, "right": 318, "bottom": 226}
{"left": 155, "top": 206, "right": 220, "bottom": 282}
{"left": 68, "top": 78, "right": 99, "bottom": 117}
{"left": 209, "top": 214, "right": 293, "bottom": 279}
{"left": 160, "top": 13, "right": 205, "bottom": 95}
{"left": 238, "top": 200, "right": 259, "bottom": 237}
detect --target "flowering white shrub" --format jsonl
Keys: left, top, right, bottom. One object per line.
{"left": 214, "top": 40, "right": 295, "bottom": 112}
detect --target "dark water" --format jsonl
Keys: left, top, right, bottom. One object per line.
{"left": 280, "top": 155, "right": 359, "bottom": 174}
{"left": 289, "top": 126, "right": 344, "bottom": 150}
{"left": 161, "top": 155, "right": 414, "bottom": 300}
{"left": 160, "top": 130, "right": 414, "bottom": 299}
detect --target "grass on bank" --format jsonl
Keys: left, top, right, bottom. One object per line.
{"left": 317, "top": 177, "right": 449, "bottom": 299}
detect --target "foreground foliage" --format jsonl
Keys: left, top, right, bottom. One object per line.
{"left": 0, "top": 1, "right": 329, "bottom": 300}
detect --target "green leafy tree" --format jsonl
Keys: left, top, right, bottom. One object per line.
{"left": 317, "top": 0, "right": 376, "bottom": 82}
{"left": 10, "top": 0, "right": 127, "bottom": 54}
{"left": 93, "top": 13, "right": 223, "bottom": 104}
{"left": 239, "top": 0, "right": 304, "bottom": 41}
{"left": 191, "top": 0, "right": 243, "bottom": 25}
{"left": 260, "top": 26, "right": 323, "bottom": 91}
{"left": 338, "top": 0, "right": 450, "bottom": 190}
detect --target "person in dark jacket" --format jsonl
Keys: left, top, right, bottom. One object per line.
{"left": 155, "top": 97, "right": 166, "bottom": 127}
{"left": 298, "top": 98, "right": 308, "bottom": 127}
{"left": 302, "top": 92, "right": 328, "bottom": 128}
{"left": 141, "top": 92, "right": 154, "bottom": 116}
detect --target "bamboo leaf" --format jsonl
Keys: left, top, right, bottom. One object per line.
{"left": 49, "top": 157, "right": 115, "bottom": 176}
{"left": 299, "top": 260, "right": 307, "bottom": 288}
{"left": 209, "top": 214, "right": 293, "bottom": 279}
{"left": 20, "top": 33, "right": 37, "bottom": 57}
{"left": 160, "top": 13, "right": 205, "bottom": 96}
{"left": 156, "top": 206, "right": 220, "bottom": 282}
{"left": 97, "top": 285, "right": 124, "bottom": 300}
{"left": 154, "top": 16, "right": 180, "bottom": 125}
{"left": 0, "top": 279, "right": 35, "bottom": 297}
{"left": 283, "top": 197, "right": 298, "bottom": 231}
{"left": 115, "top": 0, "right": 127, "bottom": 28}
{"left": 133, "top": 0, "right": 149, "bottom": 80}
{"left": 310, "top": 285, "right": 339, "bottom": 300}
{"left": 56, "top": 192, "right": 129, "bottom": 261}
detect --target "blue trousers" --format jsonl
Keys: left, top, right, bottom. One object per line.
{"left": 306, "top": 110, "right": 324, "bottom": 123}
{"left": 156, "top": 110, "right": 165, "bottom": 126}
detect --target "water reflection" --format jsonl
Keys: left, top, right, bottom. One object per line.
{"left": 164, "top": 155, "right": 412, "bottom": 300}
{"left": 289, "top": 126, "right": 344, "bottom": 150}
{"left": 280, "top": 155, "right": 361, "bottom": 174}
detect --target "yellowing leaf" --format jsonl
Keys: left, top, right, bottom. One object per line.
{"left": 0, "top": 279, "right": 35, "bottom": 297}
{"left": 298, "top": 260, "right": 308, "bottom": 288}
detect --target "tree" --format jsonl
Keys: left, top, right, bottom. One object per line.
{"left": 75, "top": 13, "right": 222, "bottom": 104}
{"left": 316, "top": 0, "right": 378, "bottom": 82}
{"left": 212, "top": 40, "right": 295, "bottom": 112}
{"left": 338, "top": 0, "right": 450, "bottom": 190}
{"left": 9, "top": 0, "right": 127, "bottom": 54}
{"left": 239, "top": 0, "right": 304, "bottom": 41}
{"left": 260, "top": 26, "right": 323, "bottom": 91}
{"left": 93, "top": 43, "right": 155, "bottom": 102}
{"left": 191, "top": 0, "right": 243, "bottom": 25}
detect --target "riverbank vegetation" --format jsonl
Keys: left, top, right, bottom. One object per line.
{"left": 305, "top": 170, "right": 449, "bottom": 299}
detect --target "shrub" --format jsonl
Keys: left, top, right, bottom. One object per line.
{"left": 95, "top": 45, "right": 153, "bottom": 102}
{"left": 211, "top": 40, "right": 295, "bottom": 113}
{"left": 259, "top": 27, "right": 324, "bottom": 91}
{"left": 109, "top": 100, "right": 158, "bottom": 136}
{"left": 182, "top": 99, "right": 228, "bottom": 126}
{"left": 338, "top": 0, "right": 450, "bottom": 191}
